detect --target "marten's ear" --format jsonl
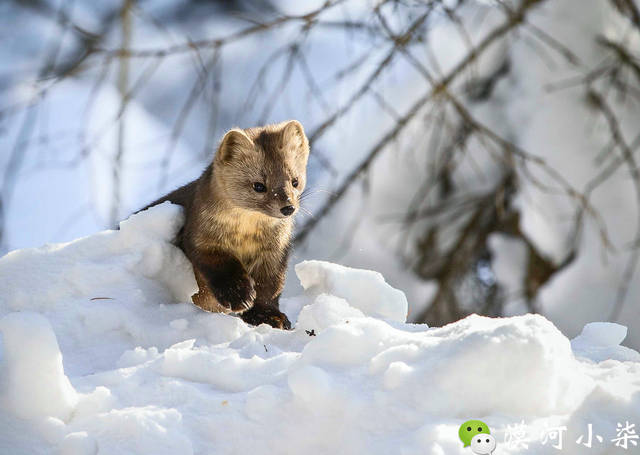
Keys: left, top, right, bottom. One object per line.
{"left": 282, "top": 120, "right": 309, "bottom": 162}
{"left": 217, "top": 128, "right": 254, "bottom": 163}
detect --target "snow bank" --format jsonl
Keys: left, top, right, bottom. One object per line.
{"left": 0, "top": 205, "right": 638, "bottom": 454}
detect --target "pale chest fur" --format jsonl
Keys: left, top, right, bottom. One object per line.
{"left": 194, "top": 208, "right": 292, "bottom": 272}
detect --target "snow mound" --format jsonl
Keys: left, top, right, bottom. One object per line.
{"left": 0, "top": 204, "right": 638, "bottom": 454}
{"left": 295, "top": 260, "right": 408, "bottom": 322}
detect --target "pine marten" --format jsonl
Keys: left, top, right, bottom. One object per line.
{"left": 142, "top": 120, "right": 309, "bottom": 329}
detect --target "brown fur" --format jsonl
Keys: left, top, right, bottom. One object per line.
{"left": 141, "top": 120, "right": 309, "bottom": 329}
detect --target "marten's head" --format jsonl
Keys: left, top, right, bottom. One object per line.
{"left": 213, "top": 120, "right": 309, "bottom": 219}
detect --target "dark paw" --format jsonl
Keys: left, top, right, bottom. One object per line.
{"left": 212, "top": 275, "right": 256, "bottom": 313}
{"left": 241, "top": 304, "right": 291, "bottom": 330}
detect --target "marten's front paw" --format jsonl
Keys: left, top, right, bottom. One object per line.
{"left": 213, "top": 275, "right": 256, "bottom": 313}
{"left": 241, "top": 304, "right": 291, "bottom": 330}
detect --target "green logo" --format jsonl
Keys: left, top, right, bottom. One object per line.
{"left": 459, "top": 420, "right": 491, "bottom": 447}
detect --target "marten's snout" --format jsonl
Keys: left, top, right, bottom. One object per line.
{"left": 280, "top": 205, "right": 295, "bottom": 216}
{"left": 272, "top": 185, "right": 296, "bottom": 217}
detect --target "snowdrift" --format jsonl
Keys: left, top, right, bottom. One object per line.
{"left": 0, "top": 204, "right": 638, "bottom": 455}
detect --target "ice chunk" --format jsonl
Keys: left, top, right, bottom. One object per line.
{"left": 574, "top": 322, "right": 627, "bottom": 346}
{"left": 295, "top": 260, "right": 408, "bottom": 322}
{"left": 0, "top": 312, "right": 78, "bottom": 420}
{"left": 571, "top": 322, "right": 640, "bottom": 362}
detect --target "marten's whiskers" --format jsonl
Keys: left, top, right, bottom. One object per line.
{"left": 298, "top": 206, "right": 315, "bottom": 219}
{"left": 300, "top": 187, "right": 335, "bottom": 202}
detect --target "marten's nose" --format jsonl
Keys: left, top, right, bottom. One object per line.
{"left": 280, "top": 205, "right": 295, "bottom": 216}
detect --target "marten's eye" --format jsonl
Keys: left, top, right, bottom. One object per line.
{"left": 253, "top": 182, "right": 266, "bottom": 193}
{"left": 292, "top": 178, "right": 299, "bottom": 188}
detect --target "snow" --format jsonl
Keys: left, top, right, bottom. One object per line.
{"left": 295, "top": 260, "right": 408, "bottom": 323}
{"left": 295, "top": 294, "right": 366, "bottom": 332}
{"left": 0, "top": 204, "right": 639, "bottom": 454}
{"left": 0, "top": 312, "right": 78, "bottom": 421}
{"left": 571, "top": 322, "right": 640, "bottom": 363}
{"left": 58, "top": 431, "right": 98, "bottom": 455}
